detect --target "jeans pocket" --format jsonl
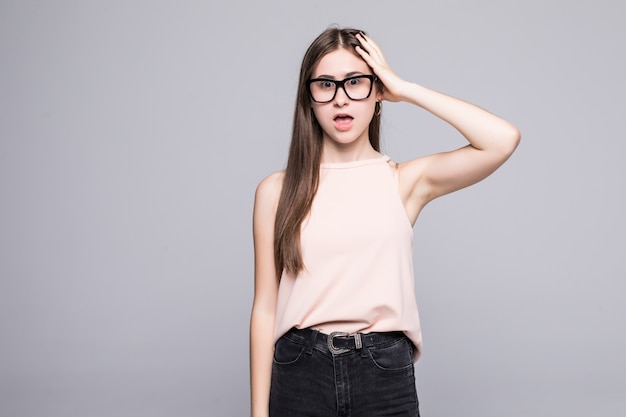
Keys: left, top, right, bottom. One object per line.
{"left": 273, "top": 336, "right": 306, "bottom": 365}
{"left": 366, "top": 338, "right": 414, "bottom": 371}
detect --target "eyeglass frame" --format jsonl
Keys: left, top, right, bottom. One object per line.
{"left": 307, "top": 74, "right": 377, "bottom": 103}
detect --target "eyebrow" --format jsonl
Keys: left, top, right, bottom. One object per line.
{"left": 313, "top": 71, "right": 367, "bottom": 79}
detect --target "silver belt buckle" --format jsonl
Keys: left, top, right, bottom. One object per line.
{"left": 327, "top": 332, "right": 351, "bottom": 355}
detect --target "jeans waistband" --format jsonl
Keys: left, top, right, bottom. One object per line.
{"left": 284, "top": 327, "right": 407, "bottom": 356}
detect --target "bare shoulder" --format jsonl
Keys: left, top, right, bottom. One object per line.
{"left": 254, "top": 171, "right": 285, "bottom": 222}
{"left": 396, "top": 155, "right": 431, "bottom": 179}
{"left": 255, "top": 171, "right": 284, "bottom": 204}
{"left": 396, "top": 155, "right": 433, "bottom": 198}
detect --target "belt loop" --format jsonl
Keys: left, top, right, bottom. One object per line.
{"left": 354, "top": 333, "right": 363, "bottom": 350}
{"left": 358, "top": 333, "right": 368, "bottom": 358}
{"left": 305, "top": 329, "right": 319, "bottom": 355}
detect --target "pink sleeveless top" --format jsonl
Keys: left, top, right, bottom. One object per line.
{"left": 274, "top": 155, "right": 423, "bottom": 360}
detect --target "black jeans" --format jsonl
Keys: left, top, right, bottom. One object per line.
{"left": 269, "top": 327, "right": 420, "bottom": 417}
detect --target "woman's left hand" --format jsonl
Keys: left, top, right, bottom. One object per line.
{"left": 355, "top": 33, "right": 409, "bottom": 103}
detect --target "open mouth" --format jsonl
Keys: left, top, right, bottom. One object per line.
{"left": 333, "top": 114, "right": 353, "bottom": 122}
{"left": 333, "top": 114, "right": 354, "bottom": 131}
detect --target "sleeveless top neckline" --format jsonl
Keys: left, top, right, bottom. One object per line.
{"left": 320, "top": 154, "right": 390, "bottom": 169}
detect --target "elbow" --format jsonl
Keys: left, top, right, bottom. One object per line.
{"left": 500, "top": 124, "right": 521, "bottom": 157}
{"left": 511, "top": 125, "right": 522, "bottom": 147}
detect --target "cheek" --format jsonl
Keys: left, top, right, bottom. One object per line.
{"left": 311, "top": 105, "right": 330, "bottom": 125}
{"left": 361, "top": 101, "right": 377, "bottom": 118}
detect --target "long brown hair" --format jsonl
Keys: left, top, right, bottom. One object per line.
{"left": 274, "top": 27, "right": 383, "bottom": 279}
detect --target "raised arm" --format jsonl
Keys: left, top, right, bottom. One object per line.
{"left": 250, "top": 172, "right": 282, "bottom": 417}
{"left": 356, "top": 33, "right": 521, "bottom": 223}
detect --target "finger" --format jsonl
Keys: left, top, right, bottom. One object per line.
{"left": 355, "top": 45, "right": 376, "bottom": 65}
{"left": 356, "top": 43, "right": 383, "bottom": 68}
{"left": 356, "top": 33, "right": 385, "bottom": 59}
{"left": 356, "top": 33, "right": 375, "bottom": 55}
{"left": 356, "top": 46, "right": 384, "bottom": 72}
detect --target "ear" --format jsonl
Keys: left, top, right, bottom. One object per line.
{"left": 375, "top": 83, "right": 384, "bottom": 101}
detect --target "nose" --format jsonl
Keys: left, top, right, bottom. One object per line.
{"left": 333, "top": 86, "right": 350, "bottom": 106}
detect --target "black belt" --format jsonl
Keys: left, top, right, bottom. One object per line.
{"left": 284, "top": 327, "right": 406, "bottom": 355}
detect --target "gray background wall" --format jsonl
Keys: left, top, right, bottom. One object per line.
{"left": 1, "top": 1, "right": 624, "bottom": 416}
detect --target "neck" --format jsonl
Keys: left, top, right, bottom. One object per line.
{"left": 320, "top": 138, "right": 379, "bottom": 164}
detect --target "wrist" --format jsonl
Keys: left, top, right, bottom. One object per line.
{"left": 385, "top": 80, "right": 420, "bottom": 103}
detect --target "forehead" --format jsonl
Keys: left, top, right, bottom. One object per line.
{"left": 313, "top": 48, "right": 370, "bottom": 78}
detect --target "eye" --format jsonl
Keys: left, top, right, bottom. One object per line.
{"left": 316, "top": 80, "right": 335, "bottom": 90}
{"left": 347, "top": 77, "right": 361, "bottom": 86}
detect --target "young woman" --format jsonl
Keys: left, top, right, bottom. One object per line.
{"left": 250, "top": 27, "right": 520, "bottom": 417}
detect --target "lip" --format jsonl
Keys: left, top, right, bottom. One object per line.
{"left": 333, "top": 113, "right": 354, "bottom": 131}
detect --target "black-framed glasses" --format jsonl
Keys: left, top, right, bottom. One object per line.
{"left": 307, "top": 74, "right": 376, "bottom": 103}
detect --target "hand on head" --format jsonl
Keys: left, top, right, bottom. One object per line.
{"left": 355, "top": 32, "right": 408, "bottom": 103}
